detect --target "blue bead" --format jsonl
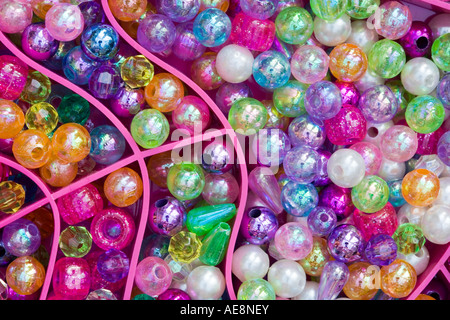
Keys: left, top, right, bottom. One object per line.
{"left": 281, "top": 181, "right": 319, "bottom": 217}
{"left": 388, "top": 179, "right": 406, "bottom": 207}
{"left": 81, "top": 23, "right": 119, "bottom": 61}
{"left": 89, "top": 125, "right": 126, "bottom": 165}
{"left": 62, "top": 46, "right": 99, "bottom": 85}
{"left": 252, "top": 50, "right": 291, "bottom": 89}
{"left": 193, "top": 8, "right": 231, "bottom": 47}
{"left": 158, "top": 0, "right": 200, "bottom": 23}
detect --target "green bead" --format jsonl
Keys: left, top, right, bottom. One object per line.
{"left": 167, "top": 162, "right": 205, "bottom": 201}
{"left": 20, "top": 70, "right": 52, "bottom": 104}
{"left": 275, "top": 7, "right": 313, "bottom": 45}
{"left": 58, "top": 226, "right": 92, "bottom": 258}
{"left": 431, "top": 33, "right": 450, "bottom": 72}
{"left": 237, "top": 278, "right": 276, "bottom": 300}
{"left": 186, "top": 203, "right": 236, "bottom": 236}
{"left": 405, "top": 95, "right": 445, "bottom": 134}
{"left": 57, "top": 94, "right": 91, "bottom": 125}
{"left": 346, "top": 0, "right": 379, "bottom": 19}
{"left": 351, "top": 175, "right": 389, "bottom": 213}
{"left": 168, "top": 231, "right": 202, "bottom": 264}
{"left": 310, "top": 0, "right": 349, "bottom": 21}
{"left": 164, "top": 254, "right": 192, "bottom": 281}
{"left": 228, "top": 98, "right": 268, "bottom": 136}
{"left": 385, "top": 80, "right": 415, "bottom": 114}
{"left": 273, "top": 80, "right": 308, "bottom": 118}
{"left": 132, "top": 294, "right": 155, "bottom": 300}
{"left": 199, "top": 222, "right": 231, "bottom": 266}
{"left": 25, "top": 102, "right": 59, "bottom": 135}
{"left": 130, "top": 108, "right": 170, "bottom": 149}
{"left": 368, "top": 39, "right": 406, "bottom": 79}
{"left": 392, "top": 223, "right": 426, "bottom": 255}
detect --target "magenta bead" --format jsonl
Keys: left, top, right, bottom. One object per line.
{"left": 45, "top": 3, "right": 84, "bottom": 41}
{"left": 90, "top": 207, "right": 136, "bottom": 250}
{"left": 349, "top": 141, "right": 383, "bottom": 175}
{"left": 0, "top": 55, "right": 29, "bottom": 100}
{"left": 215, "top": 82, "right": 253, "bottom": 115}
{"left": 2, "top": 218, "right": 41, "bottom": 257}
{"left": 201, "top": 139, "right": 234, "bottom": 174}
{"left": 417, "top": 126, "right": 445, "bottom": 155}
{"left": 57, "top": 184, "right": 104, "bottom": 225}
{"left": 318, "top": 183, "right": 354, "bottom": 220}
{"left": 0, "top": 0, "right": 33, "bottom": 34}
{"left": 380, "top": 125, "right": 418, "bottom": 162}
{"left": 0, "top": 137, "right": 14, "bottom": 155}
{"left": 274, "top": 222, "right": 313, "bottom": 260}
{"left": 110, "top": 86, "right": 145, "bottom": 118}
{"left": 353, "top": 202, "right": 399, "bottom": 242}
{"left": 240, "top": 206, "right": 279, "bottom": 245}
{"left": 52, "top": 257, "right": 91, "bottom": 300}
{"left": 334, "top": 81, "right": 360, "bottom": 106}
{"left": 172, "top": 22, "right": 206, "bottom": 61}
{"left": 21, "top": 23, "right": 59, "bottom": 61}
{"left": 229, "top": 12, "right": 276, "bottom": 52}
{"left": 135, "top": 256, "right": 173, "bottom": 297}
{"left": 172, "top": 95, "right": 211, "bottom": 135}
{"left": 312, "top": 148, "right": 331, "bottom": 187}
{"left": 147, "top": 197, "right": 187, "bottom": 236}
{"left": 202, "top": 172, "right": 240, "bottom": 205}
{"left": 324, "top": 104, "right": 367, "bottom": 146}
{"left": 158, "top": 288, "right": 191, "bottom": 300}
{"left": 398, "top": 21, "right": 432, "bottom": 58}
{"left": 327, "top": 224, "right": 365, "bottom": 263}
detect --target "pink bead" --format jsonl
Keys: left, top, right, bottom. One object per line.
{"left": 135, "top": 256, "right": 173, "bottom": 297}
{"left": 353, "top": 202, "right": 398, "bottom": 242}
{"left": 172, "top": 95, "right": 211, "bottom": 135}
{"left": 324, "top": 104, "right": 367, "bottom": 146}
{"left": 52, "top": 257, "right": 91, "bottom": 300}
{"left": 0, "top": 0, "right": 33, "bottom": 34}
{"left": 374, "top": 1, "right": 412, "bottom": 40}
{"left": 45, "top": 3, "right": 84, "bottom": 41}
{"left": 0, "top": 55, "right": 29, "bottom": 100}
{"left": 334, "top": 81, "right": 360, "bottom": 106}
{"left": 230, "top": 12, "right": 275, "bottom": 52}
{"left": 274, "top": 222, "right": 313, "bottom": 260}
{"left": 380, "top": 125, "right": 418, "bottom": 162}
{"left": 202, "top": 172, "right": 240, "bottom": 205}
{"left": 90, "top": 207, "right": 136, "bottom": 251}
{"left": 417, "top": 126, "right": 445, "bottom": 155}
{"left": 349, "top": 142, "right": 383, "bottom": 175}
{"left": 57, "top": 184, "right": 104, "bottom": 225}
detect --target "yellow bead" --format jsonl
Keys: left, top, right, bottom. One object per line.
{"left": 380, "top": 259, "right": 417, "bottom": 298}
{"left": 343, "top": 262, "right": 378, "bottom": 300}
{"left": 0, "top": 181, "right": 25, "bottom": 214}
{"left": 168, "top": 231, "right": 202, "bottom": 264}
{"left": 120, "top": 55, "right": 154, "bottom": 89}
{"left": 25, "top": 102, "right": 59, "bottom": 134}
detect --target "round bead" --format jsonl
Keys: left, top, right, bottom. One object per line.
{"left": 252, "top": 50, "right": 291, "bottom": 90}
{"left": 281, "top": 181, "right": 319, "bottom": 217}
{"left": 45, "top": 3, "right": 84, "bottom": 41}
{"left": 380, "top": 125, "right": 418, "bottom": 162}
{"left": 358, "top": 85, "right": 399, "bottom": 123}
{"left": 364, "top": 234, "right": 397, "bottom": 266}
{"left": 89, "top": 125, "right": 126, "bottom": 165}
{"left": 57, "top": 94, "right": 90, "bottom": 125}
{"left": 201, "top": 139, "right": 234, "bottom": 174}
{"left": 237, "top": 278, "right": 275, "bottom": 300}
{"left": 431, "top": 33, "right": 450, "bottom": 72}
{"left": 202, "top": 172, "right": 240, "bottom": 205}
{"left": 347, "top": 0, "right": 379, "bottom": 19}
{"left": 0, "top": 100, "right": 25, "bottom": 139}
{"left": 89, "top": 65, "right": 122, "bottom": 100}
{"left": 228, "top": 97, "right": 268, "bottom": 136}
{"left": 275, "top": 7, "right": 313, "bottom": 45}
{"left": 343, "top": 261, "right": 378, "bottom": 300}
{"left": 137, "top": 14, "right": 177, "bottom": 53}
{"left": 158, "top": 288, "right": 191, "bottom": 300}
{"left": 327, "top": 224, "right": 365, "bottom": 263}
{"left": 51, "top": 123, "right": 91, "bottom": 163}
{"left": 167, "top": 162, "right": 205, "bottom": 201}
{"left": 168, "top": 231, "right": 202, "bottom": 263}
{"left": 304, "top": 81, "right": 342, "bottom": 121}
{"left": 405, "top": 95, "right": 445, "bottom": 134}
{"left": 172, "top": 22, "right": 206, "bottom": 61}
{"left": 232, "top": 244, "right": 270, "bottom": 282}
{"left": 79, "top": 1, "right": 105, "bottom": 28}
{"left": 353, "top": 202, "right": 398, "bottom": 241}
{"left": 158, "top": 0, "right": 200, "bottom": 22}
{"left": 380, "top": 259, "right": 416, "bottom": 298}
{"left": 274, "top": 222, "right": 313, "bottom": 260}
{"left": 20, "top": 71, "right": 52, "bottom": 105}
{"left": 329, "top": 43, "right": 368, "bottom": 83}
{"left": 351, "top": 175, "right": 389, "bottom": 214}
{"left": 62, "top": 46, "right": 98, "bottom": 85}
{"left": 52, "top": 257, "right": 91, "bottom": 299}
{"left": 39, "top": 156, "right": 78, "bottom": 187}
{"left": 0, "top": 0, "right": 33, "bottom": 34}
{"left": 59, "top": 226, "right": 92, "bottom": 258}
{"left": 349, "top": 141, "right": 382, "bottom": 175}
{"left": 387, "top": 179, "right": 406, "bottom": 207}
{"left": 318, "top": 184, "right": 354, "bottom": 220}
{"left": 191, "top": 53, "right": 224, "bottom": 90}
{"left": 135, "top": 256, "right": 173, "bottom": 296}
{"left": 298, "top": 236, "right": 331, "bottom": 277}
{"left": 397, "top": 246, "right": 429, "bottom": 276}
{"left": 398, "top": 21, "right": 433, "bottom": 58}
{"left": 130, "top": 109, "right": 170, "bottom": 149}
{"left": 307, "top": 207, "right": 337, "bottom": 237}
{"left": 327, "top": 148, "right": 366, "bottom": 188}
{"left": 392, "top": 223, "right": 426, "bottom": 255}
{"left": 97, "top": 249, "right": 130, "bottom": 283}
{"left": 368, "top": 39, "right": 406, "bottom": 79}
{"left": 240, "top": 206, "right": 278, "bottom": 245}
{"left": 401, "top": 169, "right": 440, "bottom": 207}
{"left": 216, "top": 44, "right": 254, "bottom": 83}
{"left": 324, "top": 105, "right": 367, "bottom": 146}
{"left": 310, "top": 0, "right": 348, "bottom": 21}
{"left": 104, "top": 167, "right": 143, "bottom": 207}
{"left": 215, "top": 82, "right": 252, "bottom": 115}
{"left": 0, "top": 55, "right": 29, "bottom": 101}
{"left": 13, "top": 129, "right": 52, "bottom": 169}
{"left": 421, "top": 205, "right": 450, "bottom": 245}
{"left": 291, "top": 45, "right": 329, "bottom": 84}
{"left": 120, "top": 55, "right": 154, "bottom": 89}
{"left": 3, "top": 218, "right": 41, "bottom": 257}
{"left": 172, "top": 95, "right": 210, "bottom": 135}
{"left": 0, "top": 181, "right": 25, "bottom": 214}
{"left": 22, "top": 22, "right": 59, "bottom": 61}
{"left": 252, "top": 127, "right": 291, "bottom": 167}
{"left": 313, "top": 14, "right": 352, "bottom": 47}
{"left": 186, "top": 266, "right": 225, "bottom": 300}
{"left": 193, "top": 8, "right": 231, "bottom": 47}
{"left": 240, "top": 0, "right": 278, "bottom": 20}
{"left": 374, "top": 1, "right": 412, "bottom": 40}
{"left": 81, "top": 23, "right": 119, "bottom": 61}
{"left": 6, "top": 256, "right": 45, "bottom": 296}
{"left": 148, "top": 197, "right": 187, "bottom": 236}
{"left": 401, "top": 57, "right": 440, "bottom": 96}
{"left": 108, "top": 0, "right": 147, "bottom": 21}
{"left": 25, "top": 102, "right": 58, "bottom": 134}
{"left": 288, "top": 114, "right": 326, "bottom": 149}
{"left": 268, "top": 259, "right": 306, "bottom": 298}
{"left": 273, "top": 80, "right": 308, "bottom": 118}
{"left": 283, "top": 146, "right": 320, "bottom": 184}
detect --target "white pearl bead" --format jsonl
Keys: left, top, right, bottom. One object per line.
{"left": 376, "top": 157, "right": 406, "bottom": 182}
{"left": 434, "top": 177, "right": 450, "bottom": 206}
{"left": 355, "top": 67, "right": 385, "bottom": 93}
{"left": 215, "top": 44, "right": 254, "bottom": 83}
{"left": 232, "top": 244, "right": 270, "bottom": 283}
{"left": 346, "top": 20, "right": 379, "bottom": 54}
{"left": 397, "top": 203, "right": 428, "bottom": 225}
{"left": 397, "top": 246, "right": 430, "bottom": 276}
{"left": 401, "top": 57, "right": 440, "bottom": 96}
{"left": 186, "top": 266, "right": 226, "bottom": 300}
{"left": 267, "top": 259, "right": 306, "bottom": 298}
{"left": 421, "top": 204, "right": 450, "bottom": 244}
{"left": 327, "top": 148, "right": 366, "bottom": 188}
{"left": 428, "top": 13, "right": 450, "bottom": 40}
{"left": 363, "top": 120, "right": 394, "bottom": 147}
{"left": 313, "top": 14, "right": 351, "bottom": 47}
{"left": 291, "top": 281, "right": 319, "bottom": 300}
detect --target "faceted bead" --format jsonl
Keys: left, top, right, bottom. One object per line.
{"left": 59, "top": 226, "right": 92, "bottom": 258}
{"left": 230, "top": 12, "right": 276, "bottom": 52}
{"left": 168, "top": 231, "right": 202, "bottom": 264}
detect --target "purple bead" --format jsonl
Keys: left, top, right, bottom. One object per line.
{"left": 147, "top": 197, "right": 187, "bottom": 236}
{"left": 172, "top": 22, "right": 206, "bottom": 61}
{"left": 327, "top": 224, "right": 365, "bottom": 263}
{"left": 62, "top": 46, "right": 99, "bottom": 85}
{"left": 334, "top": 81, "right": 360, "bottom": 106}
{"left": 437, "top": 73, "right": 450, "bottom": 110}
{"left": 283, "top": 145, "right": 320, "bottom": 184}
{"left": 248, "top": 166, "right": 284, "bottom": 214}
{"left": 137, "top": 14, "right": 177, "bottom": 53}
{"left": 0, "top": 138, "right": 14, "bottom": 155}
{"left": 398, "top": 21, "right": 432, "bottom": 58}
{"left": 79, "top": 1, "right": 105, "bottom": 28}
{"left": 2, "top": 218, "right": 41, "bottom": 257}
{"left": 240, "top": 206, "right": 278, "bottom": 245}
{"left": 110, "top": 86, "right": 145, "bottom": 118}
{"left": 307, "top": 206, "right": 337, "bottom": 237}
{"left": 89, "top": 125, "right": 126, "bottom": 165}
{"left": 0, "top": 237, "right": 15, "bottom": 267}
{"left": 288, "top": 114, "right": 327, "bottom": 149}
{"left": 312, "top": 148, "right": 331, "bottom": 187}
{"left": 201, "top": 139, "right": 234, "bottom": 174}
{"left": 21, "top": 23, "right": 59, "bottom": 61}
{"left": 304, "top": 80, "right": 342, "bottom": 121}
{"left": 317, "top": 260, "right": 349, "bottom": 300}
{"left": 215, "top": 82, "right": 253, "bottom": 115}
{"left": 364, "top": 234, "right": 397, "bottom": 266}
{"left": 97, "top": 249, "right": 130, "bottom": 283}
{"left": 158, "top": 288, "right": 191, "bottom": 300}
{"left": 89, "top": 65, "right": 122, "bottom": 99}
{"left": 358, "top": 85, "right": 399, "bottom": 123}
{"left": 158, "top": 0, "right": 200, "bottom": 23}
{"left": 437, "top": 131, "right": 450, "bottom": 166}
{"left": 252, "top": 128, "right": 291, "bottom": 167}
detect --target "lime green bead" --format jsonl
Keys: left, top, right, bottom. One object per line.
{"left": 351, "top": 175, "right": 389, "bottom": 213}
{"left": 25, "top": 102, "right": 59, "bottom": 134}
{"left": 275, "top": 7, "right": 314, "bottom": 45}
{"left": 130, "top": 108, "right": 170, "bottom": 149}
{"left": 57, "top": 94, "right": 91, "bottom": 125}
{"left": 346, "top": 0, "right": 379, "bottom": 19}
{"left": 392, "top": 223, "right": 426, "bottom": 255}
{"left": 168, "top": 231, "right": 202, "bottom": 264}
{"left": 310, "top": 0, "right": 349, "bottom": 21}
{"left": 228, "top": 97, "right": 268, "bottom": 136}
{"left": 385, "top": 80, "right": 415, "bottom": 114}
{"left": 58, "top": 226, "right": 92, "bottom": 258}
{"left": 237, "top": 278, "right": 276, "bottom": 300}
{"left": 273, "top": 80, "right": 308, "bottom": 118}
{"left": 186, "top": 203, "right": 236, "bottom": 236}
{"left": 199, "top": 222, "right": 231, "bottom": 266}
{"left": 405, "top": 95, "right": 445, "bottom": 134}
{"left": 167, "top": 162, "right": 205, "bottom": 201}
{"left": 431, "top": 33, "right": 450, "bottom": 72}
{"left": 20, "top": 70, "right": 52, "bottom": 104}
{"left": 368, "top": 39, "right": 406, "bottom": 79}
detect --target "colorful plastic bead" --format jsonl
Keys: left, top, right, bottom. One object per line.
{"left": 240, "top": 206, "right": 278, "bottom": 245}
{"left": 201, "top": 139, "right": 234, "bottom": 174}
{"left": 148, "top": 197, "right": 187, "bottom": 236}
{"left": 347, "top": 0, "right": 379, "bottom": 19}
{"left": 2, "top": 218, "right": 41, "bottom": 257}
{"left": 368, "top": 39, "right": 406, "bottom": 79}
{"left": 215, "top": 82, "right": 253, "bottom": 115}
{"left": 25, "top": 102, "right": 58, "bottom": 134}
{"left": 398, "top": 21, "right": 433, "bottom": 58}
{"left": 307, "top": 207, "right": 337, "bottom": 237}
{"left": 351, "top": 175, "right": 389, "bottom": 214}
{"left": 421, "top": 204, "right": 450, "bottom": 245}
{"left": 59, "top": 226, "right": 92, "bottom": 258}
{"left": 401, "top": 168, "right": 440, "bottom": 207}
{"left": 380, "top": 125, "right": 418, "bottom": 163}
{"left": 81, "top": 23, "right": 119, "bottom": 61}
{"left": 248, "top": 166, "right": 283, "bottom": 214}
{"left": 237, "top": 278, "right": 275, "bottom": 300}
{"left": 22, "top": 22, "right": 59, "bottom": 61}
{"left": 104, "top": 167, "right": 143, "bottom": 207}
{"left": 304, "top": 81, "right": 342, "bottom": 121}
{"left": 283, "top": 146, "right": 320, "bottom": 184}
{"left": 0, "top": 55, "right": 29, "bottom": 101}
{"left": 120, "top": 55, "right": 154, "bottom": 89}
{"left": 216, "top": 44, "right": 254, "bottom": 83}
{"left": 327, "top": 224, "right": 365, "bottom": 263}
{"left": 51, "top": 123, "right": 91, "bottom": 163}
{"left": 0, "top": 181, "right": 25, "bottom": 215}
{"left": 401, "top": 57, "right": 440, "bottom": 96}
{"left": 79, "top": 1, "right": 105, "bottom": 28}
{"left": 275, "top": 222, "right": 313, "bottom": 260}
{"left": 145, "top": 73, "right": 184, "bottom": 112}
{"left": 147, "top": 151, "right": 175, "bottom": 189}
{"left": 202, "top": 172, "right": 240, "bottom": 205}
{"left": 62, "top": 46, "right": 99, "bottom": 85}
{"left": 39, "top": 155, "right": 78, "bottom": 187}
{"left": 405, "top": 95, "right": 445, "bottom": 134}
{"left": 374, "top": 1, "right": 412, "bottom": 40}
{"left": 317, "top": 260, "right": 349, "bottom": 300}
{"left": 275, "top": 7, "right": 313, "bottom": 45}
{"left": 130, "top": 109, "right": 170, "bottom": 149}
{"left": 89, "top": 125, "right": 126, "bottom": 165}
{"left": 313, "top": 14, "right": 352, "bottom": 47}
{"left": 191, "top": 52, "right": 225, "bottom": 90}
{"left": 358, "top": 85, "right": 399, "bottom": 123}
{"left": 380, "top": 259, "right": 416, "bottom": 298}
{"left": 318, "top": 184, "right": 354, "bottom": 220}
{"left": 252, "top": 50, "right": 291, "bottom": 89}
{"left": 45, "top": 3, "right": 84, "bottom": 41}
{"left": 193, "top": 8, "right": 231, "bottom": 47}
{"left": 364, "top": 234, "right": 397, "bottom": 266}
{"left": 329, "top": 43, "right": 368, "bottom": 83}
{"left": 52, "top": 257, "right": 91, "bottom": 299}
{"left": 167, "top": 162, "right": 205, "bottom": 201}
{"left": 392, "top": 223, "right": 426, "bottom": 255}
{"left": 0, "top": 100, "right": 25, "bottom": 139}
{"left": 291, "top": 45, "right": 329, "bottom": 84}
{"left": 6, "top": 256, "right": 45, "bottom": 296}
{"left": 0, "top": 0, "right": 33, "bottom": 34}
{"left": 343, "top": 261, "right": 378, "bottom": 300}
{"left": 110, "top": 86, "right": 145, "bottom": 118}
{"left": 387, "top": 179, "right": 406, "bottom": 207}
{"left": 13, "top": 129, "right": 52, "bottom": 169}
{"left": 310, "top": 0, "right": 348, "bottom": 21}
{"left": 228, "top": 97, "right": 268, "bottom": 135}
{"left": 168, "top": 231, "right": 202, "bottom": 263}
{"left": 108, "top": 0, "right": 147, "bottom": 21}
{"left": 298, "top": 236, "right": 331, "bottom": 277}
{"left": 281, "top": 181, "right": 319, "bottom": 217}
{"left": 353, "top": 202, "right": 398, "bottom": 241}
{"left": 199, "top": 222, "right": 231, "bottom": 266}
{"left": 158, "top": 0, "right": 200, "bottom": 23}
{"left": 137, "top": 14, "right": 177, "bottom": 53}
{"left": 431, "top": 33, "right": 450, "bottom": 71}
{"left": 20, "top": 71, "right": 52, "bottom": 105}
{"left": 97, "top": 249, "right": 130, "bottom": 283}
{"left": 172, "top": 21, "right": 206, "bottom": 61}
{"left": 273, "top": 80, "right": 308, "bottom": 118}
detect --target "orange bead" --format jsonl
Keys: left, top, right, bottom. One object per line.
{"left": 108, "top": 0, "right": 148, "bottom": 22}
{"left": 104, "top": 167, "right": 143, "bottom": 207}
{"left": 329, "top": 43, "right": 368, "bottom": 82}
{"left": 24, "top": 207, "right": 54, "bottom": 239}
{"left": 12, "top": 129, "right": 52, "bottom": 169}
{"left": 6, "top": 256, "right": 46, "bottom": 296}
{"left": 343, "top": 262, "right": 378, "bottom": 300}
{"left": 144, "top": 73, "right": 184, "bottom": 113}
{"left": 31, "top": 0, "right": 71, "bottom": 19}
{"left": 415, "top": 294, "right": 436, "bottom": 300}
{"left": 380, "top": 259, "right": 417, "bottom": 299}
{"left": 147, "top": 150, "right": 175, "bottom": 189}
{"left": 298, "top": 236, "right": 331, "bottom": 277}
{"left": 199, "top": 0, "right": 229, "bottom": 12}
{"left": 401, "top": 169, "right": 440, "bottom": 207}
{"left": 51, "top": 123, "right": 91, "bottom": 164}
{"left": 0, "top": 100, "right": 25, "bottom": 139}
{"left": 39, "top": 156, "right": 78, "bottom": 187}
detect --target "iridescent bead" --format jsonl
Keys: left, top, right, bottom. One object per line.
{"left": 327, "top": 224, "right": 365, "bottom": 263}
{"left": 200, "top": 0, "right": 229, "bottom": 11}
{"left": 104, "top": 167, "right": 143, "bottom": 207}
{"left": 62, "top": 46, "right": 98, "bottom": 85}
{"left": 281, "top": 181, "right": 318, "bottom": 217}
{"left": 2, "top": 218, "right": 41, "bottom": 257}
{"left": 392, "top": 223, "right": 426, "bottom": 255}
{"left": 0, "top": 181, "right": 25, "bottom": 214}
{"left": 310, "top": 0, "right": 348, "bottom": 21}
{"left": 436, "top": 73, "right": 450, "bottom": 110}
{"left": 380, "top": 125, "right": 418, "bottom": 163}
{"left": 304, "top": 81, "right": 342, "bottom": 121}
{"left": 20, "top": 71, "right": 51, "bottom": 105}
{"left": 6, "top": 256, "right": 45, "bottom": 296}
{"left": 273, "top": 80, "right": 308, "bottom": 118}
{"left": 191, "top": 53, "right": 224, "bottom": 90}
{"left": 401, "top": 168, "right": 440, "bottom": 207}
{"left": 317, "top": 260, "right": 349, "bottom": 300}
{"left": 193, "top": 8, "right": 231, "bottom": 47}
{"left": 167, "top": 162, "right": 205, "bottom": 201}
{"left": 228, "top": 97, "right": 268, "bottom": 136}
{"left": 387, "top": 179, "right": 406, "bottom": 207}
{"left": 364, "top": 234, "right": 397, "bottom": 266}
{"left": 274, "top": 221, "right": 313, "bottom": 260}
{"left": 216, "top": 44, "right": 254, "bottom": 83}
{"left": 148, "top": 197, "right": 187, "bottom": 236}
{"left": 158, "top": 288, "right": 191, "bottom": 300}
{"left": 80, "top": 23, "right": 119, "bottom": 62}
{"left": 88, "top": 65, "right": 122, "bottom": 100}
{"left": 52, "top": 257, "right": 91, "bottom": 299}
{"left": 262, "top": 100, "right": 290, "bottom": 130}
{"left": 202, "top": 172, "right": 239, "bottom": 205}
{"left": 346, "top": 20, "right": 379, "bottom": 54}
{"left": 97, "top": 249, "right": 129, "bottom": 283}
{"left": 312, "top": 148, "right": 331, "bottom": 187}
{"left": 329, "top": 43, "right": 368, "bottom": 83}
{"left": 298, "top": 237, "right": 330, "bottom": 278}
{"left": 0, "top": 55, "right": 29, "bottom": 101}
{"left": 158, "top": 0, "right": 200, "bottom": 23}
{"left": 172, "top": 96, "right": 210, "bottom": 135}
{"left": 374, "top": 1, "right": 412, "bottom": 40}
{"left": 215, "top": 82, "right": 252, "bottom": 115}
{"left": 172, "top": 21, "right": 206, "bottom": 61}
{"left": 349, "top": 141, "right": 382, "bottom": 175}
{"left": 275, "top": 7, "right": 313, "bottom": 45}
{"left": 237, "top": 278, "right": 276, "bottom": 300}
{"left": 45, "top": 3, "right": 84, "bottom": 41}
{"left": 0, "top": 100, "right": 25, "bottom": 140}
{"left": 89, "top": 125, "right": 126, "bottom": 165}
{"left": 110, "top": 86, "right": 145, "bottom": 118}
{"left": 168, "top": 231, "right": 202, "bottom": 263}
{"left": 13, "top": 129, "right": 52, "bottom": 169}
{"left": 130, "top": 109, "right": 170, "bottom": 149}
{"left": 140, "top": 234, "right": 170, "bottom": 260}
{"left": 318, "top": 183, "right": 354, "bottom": 220}
{"left": 108, "top": 0, "right": 147, "bottom": 22}
{"left": 358, "top": 85, "right": 398, "bottom": 123}
{"left": 51, "top": 123, "right": 91, "bottom": 163}
{"left": 59, "top": 226, "right": 92, "bottom": 258}
{"left": 398, "top": 21, "right": 433, "bottom": 58}
{"left": 43, "top": 40, "right": 76, "bottom": 71}
{"left": 313, "top": 14, "right": 352, "bottom": 47}
{"left": 352, "top": 175, "right": 389, "bottom": 214}
{"left": 137, "top": 14, "right": 176, "bottom": 53}
{"left": 380, "top": 259, "right": 416, "bottom": 298}
{"left": 346, "top": 0, "right": 379, "bottom": 19}
{"left": 437, "top": 131, "right": 450, "bottom": 166}
{"left": 0, "top": 0, "right": 33, "bottom": 34}
{"left": 343, "top": 261, "right": 379, "bottom": 300}
{"left": 57, "top": 94, "right": 90, "bottom": 126}
{"left": 120, "top": 55, "right": 154, "bottom": 89}
{"left": 24, "top": 102, "right": 58, "bottom": 135}
{"left": 39, "top": 155, "right": 78, "bottom": 187}
{"left": 431, "top": 33, "right": 450, "bottom": 72}
{"left": 353, "top": 202, "right": 398, "bottom": 241}
{"left": 147, "top": 151, "right": 175, "bottom": 189}
{"left": 421, "top": 204, "right": 450, "bottom": 245}
{"left": 21, "top": 22, "right": 59, "bottom": 61}
{"left": 201, "top": 139, "right": 234, "bottom": 174}
{"left": 252, "top": 128, "right": 291, "bottom": 167}
{"left": 79, "top": 1, "right": 105, "bottom": 28}
{"left": 368, "top": 39, "right": 406, "bottom": 79}
{"left": 240, "top": 0, "right": 277, "bottom": 20}
{"left": 307, "top": 207, "right": 337, "bottom": 237}
{"left": 405, "top": 95, "right": 445, "bottom": 134}
{"left": 324, "top": 105, "right": 367, "bottom": 146}
{"left": 291, "top": 45, "right": 329, "bottom": 84}
{"left": 240, "top": 206, "right": 278, "bottom": 245}
{"left": 252, "top": 50, "right": 291, "bottom": 89}
{"left": 283, "top": 146, "right": 320, "bottom": 184}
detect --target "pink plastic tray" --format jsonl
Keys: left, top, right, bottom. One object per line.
{"left": 0, "top": 0, "right": 448, "bottom": 300}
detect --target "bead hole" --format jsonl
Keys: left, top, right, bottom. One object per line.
{"left": 155, "top": 199, "right": 168, "bottom": 208}
{"left": 249, "top": 209, "right": 262, "bottom": 218}
{"left": 154, "top": 266, "right": 166, "bottom": 279}
{"left": 41, "top": 167, "right": 52, "bottom": 180}
{"left": 367, "top": 127, "right": 378, "bottom": 138}
{"left": 416, "top": 36, "right": 428, "bottom": 49}
{"left": 319, "top": 213, "right": 328, "bottom": 222}
{"left": 31, "top": 147, "right": 44, "bottom": 160}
